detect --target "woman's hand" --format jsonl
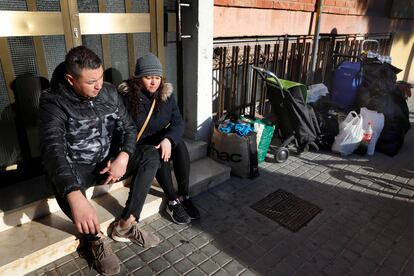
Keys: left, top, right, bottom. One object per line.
{"left": 156, "top": 138, "right": 172, "bottom": 162}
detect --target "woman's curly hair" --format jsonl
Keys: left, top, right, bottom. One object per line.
{"left": 126, "top": 77, "right": 164, "bottom": 118}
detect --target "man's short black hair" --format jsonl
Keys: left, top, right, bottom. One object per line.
{"left": 65, "top": 46, "right": 102, "bottom": 79}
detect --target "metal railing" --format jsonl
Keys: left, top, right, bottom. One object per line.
{"left": 212, "top": 33, "right": 393, "bottom": 121}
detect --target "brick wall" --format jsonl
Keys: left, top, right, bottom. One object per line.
{"left": 214, "top": 0, "right": 368, "bottom": 15}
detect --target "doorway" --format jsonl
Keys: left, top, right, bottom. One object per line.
{"left": 0, "top": 0, "right": 178, "bottom": 189}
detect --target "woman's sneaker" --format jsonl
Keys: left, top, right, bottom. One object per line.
{"left": 166, "top": 200, "right": 191, "bottom": 224}
{"left": 181, "top": 198, "right": 200, "bottom": 220}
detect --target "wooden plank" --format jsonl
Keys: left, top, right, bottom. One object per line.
{"left": 0, "top": 11, "right": 63, "bottom": 37}
{"left": 78, "top": 13, "right": 150, "bottom": 35}
{"left": 0, "top": 38, "right": 15, "bottom": 103}
{"left": 60, "top": 0, "right": 82, "bottom": 50}
{"left": 27, "top": 0, "right": 48, "bottom": 79}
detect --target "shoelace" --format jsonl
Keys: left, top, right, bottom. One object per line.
{"left": 94, "top": 239, "right": 111, "bottom": 261}
{"left": 172, "top": 203, "right": 187, "bottom": 217}
{"left": 130, "top": 225, "right": 144, "bottom": 245}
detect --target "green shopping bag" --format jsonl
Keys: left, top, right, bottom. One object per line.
{"left": 239, "top": 115, "right": 276, "bottom": 163}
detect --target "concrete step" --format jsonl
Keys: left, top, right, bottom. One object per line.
{"left": 0, "top": 186, "right": 163, "bottom": 276}
{"left": 0, "top": 179, "right": 128, "bottom": 233}
{"left": 184, "top": 138, "right": 208, "bottom": 162}
{"left": 0, "top": 157, "right": 230, "bottom": 275}
{"left": 187, "top": 157, "right": 231, "bottom": 196}
{"left": 0, "top": 139, "right": 208, "bottom": 233}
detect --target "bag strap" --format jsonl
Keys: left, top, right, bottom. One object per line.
{"left": 136, "top": 99, "right": 156, "bottom": 142}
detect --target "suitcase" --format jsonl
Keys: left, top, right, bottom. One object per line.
{"left": 331, "top": 60, "right": 361, "bottom": 110}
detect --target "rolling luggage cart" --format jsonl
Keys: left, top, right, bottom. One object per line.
{"left": 251, "top": 65, "right": 320, "bottom": 163}
{"left": 330, "top": 39, "right": 387, "bottom": 111}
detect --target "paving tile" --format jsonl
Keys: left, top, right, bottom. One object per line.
{"left": 152, "top": 239, "right": 175, "bottom": 256}
{"left": 177, "top": 241, "right": 197, "bottom": 256}
{"left": 340, "top": 248, "right": 361, "bottom": 264}
{"left": 73, "top": 255, "right": 89, "bottom": 269}
{"left": 68, "top": 270, "right": 83, "bottom": 276}
{"left": 346, "top": 239, "right": 367, "bottom": 255}
{"left": 280, "top": 253, "right": 305, "bottom": 272}
{"left": 349, "top": 256, "right": 378, "bottom": 275}
{"left": 116, "top": 246, "right": 136, "bottom": 262}
{"left": 140, "top": 223, "right": 156, "bottom": 234}
{"left": 168, "top": 233, "right": 188, "bottom": 247}
{"left": 53, "top": 254, "right": 74, "bottom": 267}
{"left": 212, "top": 269, "right": 232, "bottom": 276}
{"left": 211, "top": 251, "right": 232, "bottom": 267}
{"left": 32, "top": 262, "right": 58, "bottom": 275}
{"left": 139, "top": 248, "right": 161, "bottom": 263}
{"left": 173, "top": 258, "right": 194, "bottom": 274}
{"left": 168, "top": 222, "right": 189, "bottom": 232}
{"left": 238, "top": 269, "right": 258, "bottom": 276}
{"left": 80, "top": 267, "right": 98, "bottom": 276}
{"left": 34, "top": 270, "right": 59, "bottom": 276}
{"left": 56, "top": 261, "right": 79, "bottom": 276}
{"left": 256, "top": 232, "right": 286, "bottom": 251}
{"left": 159, "top": 267, "right": 180, "bottom": 276}
{"left": 361, "top": 241, "right": 389, "bottom": 265}
{"left": 132, "top": 265, "right": 154, "bottom": 276}
{"left": 188, "top": 251, "right": 209, "bottom": 265}
{"left": 197, "top": 230, "right": 216, "bottom": 242}
{"left": 381, "top": 252, "right": 408, "bottom": 273}
{"left": 199, "top": 258, "right": 221, "bottom": 275}
{"left": 118, "top": 263, "right": 130, "bottom": 275}
{"left": 111, "top": 240, "right": 128, "bottom": 252}
{"left": 129, "top": 242, "right": 149, "bottom": 254}
{"left": 271, "top": 259, "right": 297, "bottom": 276}
{"left": 124, "top": 256, "right": 145, "bottom": 272}
{"left": 163, "top": 249, "right": 186, "bottom": 264}
{"left": 150, "top": 218, "right": 170, "bottom": 231}
{"left": 374, "top": 266, "right": 401, "bottom": 276}
{"left": 158, "top": 225, "right": 177, "bottom": 239}
{"left": 190, "top": 235, "right": 210, "bottom": 248}
{"left": 186, "top": 268, "right": 207, "bottom": 276}
{"left": 294, "top": 261, "right": 320, "bottom": 276}
{"left": 148, "top": 257, "right": 170, "bottom": 273}
{"left": 308, "top": 252, "right": 331, "bottom": 270}
{"left": 199, "top": 243, "right": 220, "bottom": 257}
{"left": 400, "top": 259, "right": 414, "bottom": 276}
{"left": 321, "top": 256, "right": 351, "bottom": 275}
{"left": 223, "top": 259, "right": 247, "bottom": 275}
{"left": 234, "top": 236, "right": 253, "bottom": 250}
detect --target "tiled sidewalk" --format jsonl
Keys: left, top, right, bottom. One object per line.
{"left": 28, "top": 115, "right": 414, "bottom": 275}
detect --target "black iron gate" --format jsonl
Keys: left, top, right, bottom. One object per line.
{"left": 212, "top": 33, "right": 393, "bottom": 121}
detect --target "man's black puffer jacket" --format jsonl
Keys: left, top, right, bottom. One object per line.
{"left": 39, "top": 64, "right": 136, "bottom": 198}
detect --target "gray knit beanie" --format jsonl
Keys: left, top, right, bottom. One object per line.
{"left": 134, "top": 53, "right": 163, "bottom": 78}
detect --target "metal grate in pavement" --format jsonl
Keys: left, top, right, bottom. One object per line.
{"left": 251, "top": 189, "right": 322, "bottom": 232}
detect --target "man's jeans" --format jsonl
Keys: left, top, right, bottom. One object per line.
{"left": 52, "top": 145, "right": 160, "bottom": 223}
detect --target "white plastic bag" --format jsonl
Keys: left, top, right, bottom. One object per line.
{"left": 307, "top": 83, "right": 329, "bottom": 103}
{"left": 331, "top": 111, "right": 364, "bottom": 156}
{"left": 360, "top": 107, "right": 384, "bottom": 155}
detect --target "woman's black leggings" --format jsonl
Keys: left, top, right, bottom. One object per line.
{"left": 155, "top": 140, "right": 190, "bottom": 200}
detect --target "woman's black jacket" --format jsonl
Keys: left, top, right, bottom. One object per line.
{"left": 118, "top": 81, "right": 184, "bottom": 147}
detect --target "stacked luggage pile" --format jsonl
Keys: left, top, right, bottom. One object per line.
{"left": 313, "top": 39, "right": 411, "bottom": 156}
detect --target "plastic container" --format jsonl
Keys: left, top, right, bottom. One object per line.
{"left": 356, "top": 121, "right": 373, "bottom": 155}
